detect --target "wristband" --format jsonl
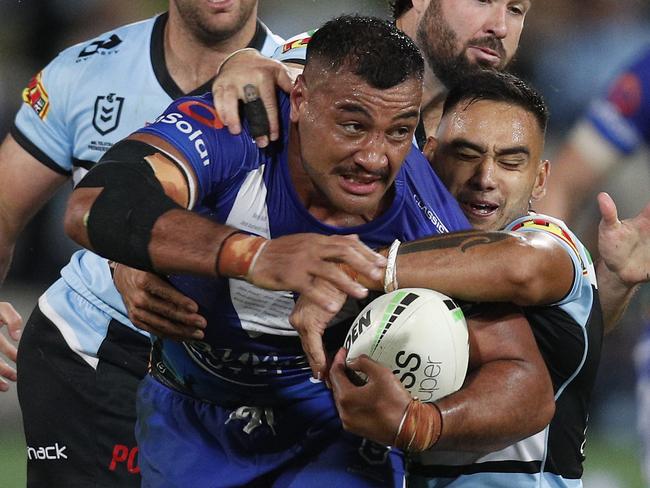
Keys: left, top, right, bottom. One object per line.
{"left": 394, "top": 398, "right": 443, "bottom": 452}
{"left": 216, "top": 232, "right": 268, "bottom": 279}
{"left": 384, "top": 239, "right": 401, "bottom": 293}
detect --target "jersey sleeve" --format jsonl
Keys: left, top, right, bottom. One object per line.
{"left": 12, "top": 52, "right": 77, "bottom": 175}
{"left": 584, "top": 47, "right": 650, "bottom": 154}
{"left": 506, "top": 214, "right": 596, "bottom": 306}
{"left": 272, "top": 30, "right": 314, "bottom": 65}
{"left": 134, "top": 94, "right": 257, "bottom": 207}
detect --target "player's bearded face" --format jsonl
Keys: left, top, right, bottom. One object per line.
{"left": 432, "top": 100, "right": 547, "bottom": 231}
{"left": 290, "top": 72, "right": 421, "bottom": 222}
{"left": 173, "top": 0, "right": 257, "bottom": 46}
{"left": 416, "top": 0, "right": 511, "bottom": 88}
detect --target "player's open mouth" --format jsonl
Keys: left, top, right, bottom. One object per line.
{"left": 462, "top": 200, "right": 499, "bottom": 217}
{"left": 339, "top": 175, "right": 383, "bottom": 195}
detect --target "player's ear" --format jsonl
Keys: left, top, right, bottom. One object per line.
{"left": 290, "top": 74, "right": 308, "bottom": 123}
{"left": 411, "top": 0, "right": 430, "bottom": 16}
{"left": 422, "top": 136, "right": 439, "bottom": 164}
{"left": 531, "top": 159, "right": 550, "bottom": 202}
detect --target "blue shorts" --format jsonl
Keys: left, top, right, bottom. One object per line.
{"left": 136, "top": 374, "right": 405, "bottom": 487}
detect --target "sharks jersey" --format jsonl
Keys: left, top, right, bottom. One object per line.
{"left": 134, "top": 91, "right": 471, "bottom": 406}
{"left": 583, "top": 46, "right": 650, "bottom": 155}
{"left": 409, "top": 214, "right": 603, "bottom": 488}
{"left": 13, "top": 14, "right": 283, "bottom": 365}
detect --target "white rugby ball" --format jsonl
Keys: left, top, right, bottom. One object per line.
{"left": 344, "top": 288, "right": 469, "bottom": 402}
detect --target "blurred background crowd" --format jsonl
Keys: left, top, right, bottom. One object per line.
{"left": 1, "top": 0, "right": 649, "bottom": 486}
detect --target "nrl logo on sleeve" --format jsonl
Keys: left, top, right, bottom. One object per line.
{"left": 22, "top": 71, "right": 50, "bottom": 120}
{"left": 93, "top": 93, "right": 124, "bottom": 135}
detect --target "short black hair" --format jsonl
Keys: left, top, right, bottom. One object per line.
{"left": 443, "top": 70, "right": 549, "bottom": 133}
{"left": 306, "top": 14, "right": 423, "bottom": 89}
{"left": 389, "top": 0, "right": 413, "bottom": 19}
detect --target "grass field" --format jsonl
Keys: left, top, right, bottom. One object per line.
{"left": 0, "top": 429, "right": 644, "bottom": 487}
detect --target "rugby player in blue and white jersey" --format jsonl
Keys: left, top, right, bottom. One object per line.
{"left": 64, "top": 16, "right": 555, "bottom": 487}
{"left": 0, "top": 1, "right": 282, "bottom": 486}
{"left": 322, "top": 71, "right": 602, "bottom": 488}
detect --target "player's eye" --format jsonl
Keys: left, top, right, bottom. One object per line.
{"left": 388, "top": 126, "right": 412, "bottom": 140}
{"left": 341, "top": 123, "right": 363, "bottom": 135}
{"left": 456, "top": 151, "right": 481, "bottom": 161}
{"left": 500, "top": 158, "right": 525, "bottom": 169}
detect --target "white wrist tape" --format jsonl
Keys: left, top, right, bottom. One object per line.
{"left": 384, "top": 239, "right": 401, "bottom": 293}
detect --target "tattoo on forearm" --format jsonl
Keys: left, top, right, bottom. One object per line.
{"left": 398, "top": 231, "right": 513, "bottom": 255}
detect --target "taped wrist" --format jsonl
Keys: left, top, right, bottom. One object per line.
{"left": 216, "top": 232, "right": 268, "bottom": 279}
{"left": 394, "top": 398, "right": 443, "bottom": 452}
{"left": 77, "top": 157, "right": 180, "bottom": 272}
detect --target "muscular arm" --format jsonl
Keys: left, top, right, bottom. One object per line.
{"left": 434, "top": 305, "right": 554, "bottom": 452}
{"left": 330, "top": 304, "right": 555, "bottom": 453}
{"left": 351, "top": 230, "right": 575, "bottom": 306}
{"left": 0, "top": 134, "right": 68, "bottom": 387}
{"left": 0, "top": 134, "right": 68, "bottom": 282}
{"left": 65, "top": 134, "right": 384, "bottom": 307}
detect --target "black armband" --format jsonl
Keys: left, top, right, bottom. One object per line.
{"left": 77, "top": 140, "right": 181, "bottom": 271}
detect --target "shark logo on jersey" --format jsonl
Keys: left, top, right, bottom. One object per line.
{"left": 93, "top": 93, "right": 124, "bottom": 135}
{"left": 77, "top": 34, "right": 122, "bottom": 59}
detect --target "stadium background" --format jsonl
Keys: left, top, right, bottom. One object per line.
{"left": 1, "top": 0, "right": 649, "bottom": 486}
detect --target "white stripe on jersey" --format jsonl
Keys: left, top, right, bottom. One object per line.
{"left": 39, "top": 294, "right": 99, "bottom": 369}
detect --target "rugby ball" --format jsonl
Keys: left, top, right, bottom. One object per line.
{"left": 344, "top": 288, "right": 469, "bottom": 402}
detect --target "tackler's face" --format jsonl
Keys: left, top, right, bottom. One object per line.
{"left": 415, "top": 0, "right": 530, "bottom": 85}
{"left": 290, "top": 68, "right": 422, "bottom": 219}
{"left": 432, "top": 99, "right": 548, "bottom": 231}
{"left": 171, "top": 0, "right": 258, "bottom": 44}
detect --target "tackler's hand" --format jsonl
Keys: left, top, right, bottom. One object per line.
{"left": 112, "top": 263, "right": 207, "bottom": 342}
{"left": 0, "top": 301, "right": 21, "bottom": 391}
{"left": 212, "top": 48, "right": 296, "bottom": 147}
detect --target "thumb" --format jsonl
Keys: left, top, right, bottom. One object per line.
{"left": 345, "top": 354, "right": 388, "bottom": 381}
{"left": 597, "top": 192, "right": 619, "bottom": 227}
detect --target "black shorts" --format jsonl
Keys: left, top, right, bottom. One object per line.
{"left": 16, "top": 304, "right": 150, "bottom": 488}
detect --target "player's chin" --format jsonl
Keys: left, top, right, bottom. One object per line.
{"left": 466, "top": 214, "right": 500, "bottom": 231}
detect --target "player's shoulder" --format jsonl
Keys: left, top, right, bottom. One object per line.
{"left": 507, "top": 213, "right": 585, "bottom": 255}
{"left": 273, "top": 29, "right": 315, "bottom": 64}
{"left": 257, "top": 21, "right": 285, "bottom": 57}
{"left": 44, "top": 16, "right": 158, "bottom": 77}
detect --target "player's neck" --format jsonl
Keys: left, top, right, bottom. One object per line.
{"left": 164, "top": 13, "right": 258, "bottom": 94}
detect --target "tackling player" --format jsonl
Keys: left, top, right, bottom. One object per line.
{"left": 319, "top": 70, "right": 601, "bottom": 487}
{"left": 64, "top": 16, "right": 554, "bottom": 487}
{"left": 0, "top": 1, "right": 283, "bottom": 485}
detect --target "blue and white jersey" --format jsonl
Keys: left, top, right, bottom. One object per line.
{"left": 134, "top": 91, "right": 471, "bottom": 406}
{"left": 583, "top": 46, "right": 650, "bottom": 155}
{"left": 14, "top": 13, "right": 283, "bottom": 367}
{"left": 409, "top": 214, "right": 603, "bottom": 488}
